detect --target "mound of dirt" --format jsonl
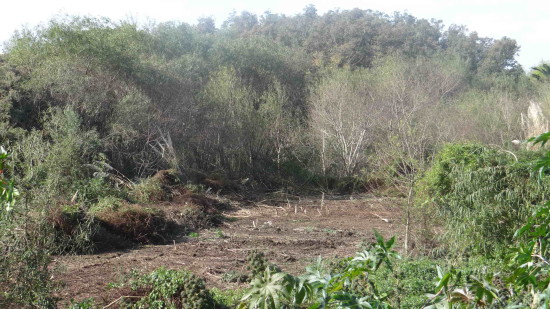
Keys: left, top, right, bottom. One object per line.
{"left": 50, "top": 172, "right": 233, "bottom": 253}
{"left": 152, "top": 169, "right": 181, "bottom": 188}
{"left": 93, "top": 204, "right": 169, "bottom": 244}
{"left": 90, "top": 189, "right": 230, "bottom": 249}
{"left": 163, "top": 188, "right": 230, "bottom": 230}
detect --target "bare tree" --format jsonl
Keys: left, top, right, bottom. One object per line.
{"left": 372, "top": 56, "right": 466, "bottom": 253}
{"left": 309, "top": 68, "right": 378, "bottom": 178}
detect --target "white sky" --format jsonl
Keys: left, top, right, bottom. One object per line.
{"left": 1, "top": 0, "right": 549, "bottom": 70}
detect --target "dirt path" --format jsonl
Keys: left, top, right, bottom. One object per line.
{"left": 53, "top": 195, "right": 404, "bottom": 307}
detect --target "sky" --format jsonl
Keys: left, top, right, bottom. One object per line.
{"left": 1, "top": 0, "right": 549, "bottom": 70}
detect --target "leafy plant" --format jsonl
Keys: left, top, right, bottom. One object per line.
{"left": 239, "top": 231, "right": 400, "bottom": 309}
{"left": 424, "top": 132, "right": 550, "bottom": 308}
{"left": 241, "top": 267, "right": 288, "bottom": 309}
{"left": 0, "top": 147, "right": 59, "bottom": 308}
{"left": 246, "top": 250, "right": 280, "bottom": 279}
{"left": 417, "top": 143, "right": 549, "bottom": 255}
{"left": 129, "top": 267, "right": 215, "bottom": 309}
{"left": 0, "top": 146, "right": 18, "bottom": 218}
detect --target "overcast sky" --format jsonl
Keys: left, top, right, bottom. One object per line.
{"left": 1, "top": 0, "right": 548, "bottom": 70}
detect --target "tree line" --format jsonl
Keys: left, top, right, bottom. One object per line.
{"left": 0, "top": 6, "right": 541, "bottom": 195}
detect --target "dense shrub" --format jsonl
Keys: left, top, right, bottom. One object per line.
{"left": 125, "top": 268, "right": 215, "bottom": 309}
{"left": 129, "top": 169, "right": 182, "bottom": 203}
{"left": 417, "top": 143, "right": 550, "bottom": 255}
{"left": 49, "top": 203, "right": 98, "bottom": 254}
{"left": 0, "top": 148, "right": 59, "bottom": 308}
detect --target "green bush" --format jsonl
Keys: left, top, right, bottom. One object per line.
{"left": 128, "top": 177, "right": 166, "bottom": 204}
{"left": 49, "top": 203, "right": 98, "bottom": 254}
{"left": 239, "top": 232, "right": 401, "bottom": 309}
{"left": 129, "top": 169, "right": 182, "bottom": 204}
{"left": 417, "top": 143, "right": 550, "bottom": 255}
{"left": 0, "top": 148, "right": 59, "bottom": 308}
{"left": 89, "top": 196, "right": 126, "bottom": 213}
{"left": 210, "top": 288, "right": 246, "bottom": 308}
{"left": 128, "top": 267, "right": 215, "bottom": 309}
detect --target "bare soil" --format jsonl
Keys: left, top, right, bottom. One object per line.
{"left": 52, "top": 194, "right": 405, "bottom": 307}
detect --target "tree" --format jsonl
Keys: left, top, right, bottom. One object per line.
{"left": 196, "top": 16, "right": 216, "bottom": 34}
{"left": 309, "top": 68, "right": 377, "bottom": 178}
{"left": 531, "top": 63, "right": 550, "bottom": 82}
{"left": 372, "top": 55, "right": 466, "bottom": 253}
{"left": 222, "top": 11, "right": 258, "bottom": 34}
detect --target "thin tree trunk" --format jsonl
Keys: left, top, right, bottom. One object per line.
{"left": 405, "top": 181, "right": 414, "bottom": 255}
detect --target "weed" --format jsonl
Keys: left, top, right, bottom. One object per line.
{"left": 215, "top": 228, "right": 226, "bottom": 238}
{"left": 68, "top": 298, "right": 95, "bottom": 309}
{"left": 221, "top": 270, "right": 248, "bottom": 283}
{"left": 210, "top": 288, "right": 246, "bottom": 308}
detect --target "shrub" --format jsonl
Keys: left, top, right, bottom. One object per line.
{"left": 417, "top": 143, "right": 550, "bottom": 255}
{"left": 240, "top": 232, "right": 401, "bottom": 309}
{"left": 246, "top": 250, "right": 278, "bottom": 279}
{"left": 128, "top": 267, "right": 215, "bottom": 309}
{"left": 0, "top": 148, "right": 59, "bottom": 308}
{"left": 129, "top": 169, "right": 181, "bottom": 204}
{"left": 89, "top": 196, "right": 126, "bottom": 213}
{"left": 49, "top": 203, "right": 98, "bottom": 254}
{"left": 210, "top": 288, "right": 246, "bottom": 309}
{"left": 12, "top": 107, "right": 102, "bottom": 198}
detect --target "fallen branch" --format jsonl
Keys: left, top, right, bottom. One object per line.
{"left": 103, "top": 295, "right": 142, "bottom": 309}
{"left": 371, "top": 212, "right": 390, "bottom": 223}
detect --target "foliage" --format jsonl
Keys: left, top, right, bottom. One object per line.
{"left": 0, "top": 146, "right": 18, "bottom": 218}
{"left": 127, "top": 267, "right": 215, "bottom": 309}
{"left": 239, "top": 231, "right": 400, "bottom": 309}
{"left": 422, "top": 132, "right": 550, "bottom": 308}
{"left": 531, "top": 63, "right": 550, "bottom": 82}
{"left": 11, "top": 106, "right": 103, "bottom": 204}
{"left": 48, "top": 203, "right": 98, "bottom": 254}
{"left": 0, "top": 7, "right": 548, "bottom": 307}
{"left": 0, "top": 7, "right": 532, "bottom": 192}
{"left": 0, "top": 148, "right": 58, "bottom": 308}
{"left": 129, "top": 177, "right": 168, "bottom": 204}
{"left": 417, "top": 143, "right": 550, "bottom": 255}
{"left": 210, "top": 288, "right": 246, "bottom": 308}
{"left": 246, "top": 250, "right": 280, "bottom": 279}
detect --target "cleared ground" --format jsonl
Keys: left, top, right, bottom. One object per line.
{"left": 52, "top": 194, "right": 405, "bottom": 307}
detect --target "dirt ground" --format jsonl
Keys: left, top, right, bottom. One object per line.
{"left": 52, "top": 194, "right": 405, "bottom": 307}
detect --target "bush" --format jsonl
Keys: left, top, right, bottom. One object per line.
{"left": 239, "top": 232, "right": 401, "bottom": 309}
{"left": 210, "top": 288, "right": 246, "bottom": 309}
{"left": 49, "top": 203, "right": 98, "bottom": 254}
{"left": 12, "top": 107, "right": 102, "bottom": 198}
{"left": 417, "top": 143, "right": 550, "bottom": 256}
{"left": 127, "top": 268, "right": 215, "bottom": 309}
{"left": 129, "top": 169, "right": 181, "bottom": 204}
{"left": 89, "top": 196, "right": 126, "bottom": 213}
{"left": 0, "top": 148, "right": 59, "bottom": 308}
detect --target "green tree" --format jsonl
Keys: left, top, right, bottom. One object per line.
{"left": 531, "top": 63, "right": 550, "bottom": 82}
